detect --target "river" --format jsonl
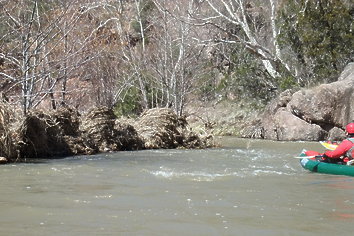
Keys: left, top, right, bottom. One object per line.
{"left": 1, "top": 137, "right": 354, "bottom": 236}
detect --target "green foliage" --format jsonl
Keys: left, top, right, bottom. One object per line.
{"left": 278, "top": 76, "right": 298, "bottom": 91}
{"left": 113, "top": 87, "right": 142, "bottom": 117}
{"left": 196, "top": 64, "right": 220, "bottom": 101}
{"left": 36, "top": 0, "right": 55, "bottom": 13}
{"left": 278, "top": 0, "right": 354, "bottom": 84}
{"left": 199, "top": 80, "right": 217, "bottom": 101}
{"left": 131, "top": 20, "right": 141, "bottom": 34}
{"left": 216, "top": 77, "right": 228, "bottom": 92}
{"left": 224, "top": 46, "right": 276, "bottom": 103}
{"left": 0, "top": 22, "right": 9, "bottom": 44}
{"left": 198, "top": 43, "right": 281, "bottom": 104}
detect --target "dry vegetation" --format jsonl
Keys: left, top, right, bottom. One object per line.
{"left": 0, "top": 101, "right": 213, "bottom": 163}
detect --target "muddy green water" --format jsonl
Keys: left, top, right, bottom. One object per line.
{"left": 1, "top": 137, "right": 354, "bottom": 236}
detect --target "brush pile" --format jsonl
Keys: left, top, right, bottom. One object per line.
{"left": 135, "top": 108, "right": 213, "bottom": 149}
{"left": 0, "top": 105, "right": 213, "bottom": 163}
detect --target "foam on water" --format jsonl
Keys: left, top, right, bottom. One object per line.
{"left": 146, "top": 166, "right": 242, "bottom": 181}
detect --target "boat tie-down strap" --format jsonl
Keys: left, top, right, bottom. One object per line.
{"left": 312, "top": 162, "right": 321, "bottom": 172}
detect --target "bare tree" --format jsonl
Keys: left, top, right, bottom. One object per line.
{"left": 189, "top": 0, "right": 296, "bottom": 84}
{"left": 138, "top": 0, "right": 213, "bottom": 115}
{"left": 0, "top": 0, "right": 123, "bottom": 113}
{"left": 0, "top": 0, "right": 66, "bottom": 114}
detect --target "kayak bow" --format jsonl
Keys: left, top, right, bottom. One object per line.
{"left": 299, "top": 154, "right": 354, "bottom": 177}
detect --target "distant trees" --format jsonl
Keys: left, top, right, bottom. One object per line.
{"left": 0, "top": 0, "right": 59, "bottom": 114}
{"left": 0, "top": 0, "right": 124, "bottom": 114}
{"left": 116, "top": 0, "right": 210, "bottom": 116}
{"left": 0, "top": 0, "right": 352, "bottom": 116}
{"left": 0, "top": 1, "right": 96, "bottom": 114}
{"left": 186, "top": 0, "right": 296, "bottom": 99}
{"left": 149, "top": 0, "right": 209, "bottom": 115}
{"left": 196, "top": 0, "right": 293, "bottom": 79}
{"left": 277, "top": 0, "right": 354, "bottom": 85}
{"left": 179, "top": 0, "right": 352, "bottom": 102}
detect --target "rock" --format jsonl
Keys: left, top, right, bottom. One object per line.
{"left": 287, "top": 81, "right": 354, "bottom": 126}
{"left": 338, "top": 62, "right": 354, "bottom": 81}
{"left": 265, "top": 89, "right": 293, "bottom": 115}
{"left": 259, "top": 63, "right": 354, "bottom": 141}
{"left": 272, "top": 108, "right": 326, "bottom": 141}
{"left": 327, "top": 127, "right": 346, "bottom": 141}
{"left": 260, "top": 90, "right": 294, "bottom": 140}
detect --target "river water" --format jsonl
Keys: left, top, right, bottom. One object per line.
{"left": 1, "top": 137, "right": 354, "bottom": 236}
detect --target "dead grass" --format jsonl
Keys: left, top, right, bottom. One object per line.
{"left": 0, "top": 100, "right": 22, "bottom": 162}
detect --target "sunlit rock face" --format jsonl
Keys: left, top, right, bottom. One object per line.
{"left": 260, "top": 63, "right": 354, "bottom": 141}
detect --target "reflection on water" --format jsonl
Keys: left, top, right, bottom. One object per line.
{"left": 1, "top": 137, "right": 354, "bottom": 235}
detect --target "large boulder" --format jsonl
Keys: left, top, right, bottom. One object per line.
{"left": 261, "top": 90, "right": 294, "bottom": 140}
{"left": 272, "top": 108, "right": 326, "bottom": 141}
{"left": 258, "top": 63, "right": 354, "bottom": 141}
{"left": 288, "top": 80, "right": 354, "bottom": 127}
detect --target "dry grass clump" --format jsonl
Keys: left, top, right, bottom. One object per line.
{"left": 135, "top": 108, "right": 213, "bottom": 149}
{"left": 17, "top": 107, "right": 92, "bottom": 159}
{"left": 18, "top": 110, "right": 72, "bottom": 159}
{"left": 114, "top": 120, "right": 144, "bottom": 151}
{"left": 81, "top": 107, "right": 144, "bottom": 152}
{"left": 0, "top": 104, "right": 213, "bottom": 163}
{"left": 0, "top": 100, "right": 21, "bottom": 162}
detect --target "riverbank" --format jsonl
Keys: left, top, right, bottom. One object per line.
{"left": 0, "top": 104, "right": 213, "bottom": 164}
{"left": 186, "top": 63, "right": 354, "bottom": 142}
{"left": 185, "top": 99, "right": 263, "bottom": 137}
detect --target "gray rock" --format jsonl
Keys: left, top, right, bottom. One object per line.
{"left": 265, "top": 108, "right": 326, "bottom": 141}
{"left": 328, "top": 127, "right": 346, "bottom": 141}
{"left": 260, "top": 63, "right": 354, "bottom": 141}
{"left": 338, "top": 62, "right": 354, "bottom": 81}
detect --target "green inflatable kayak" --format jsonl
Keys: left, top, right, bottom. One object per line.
{"left": 300, "top": 157, "right": 354, "bottom": 177}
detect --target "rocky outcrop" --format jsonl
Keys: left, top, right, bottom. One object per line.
{"left": 256, "top": 63, "right": 354, "bottom": 141}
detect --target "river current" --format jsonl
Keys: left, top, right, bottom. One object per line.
{"left": 1, "top": 137, "right": 354, "bottom": 236}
